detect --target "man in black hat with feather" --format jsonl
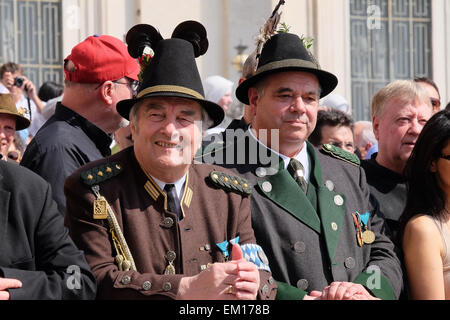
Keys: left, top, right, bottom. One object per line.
{"left": 201, "top": 30, "right": 403, "bottom": 300}
{"left": 64, "top": 21, "right": 277, "bottom": 300}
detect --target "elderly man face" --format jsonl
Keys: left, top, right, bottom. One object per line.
{"left": 373, "top": 97, "right": 431, "bottom": 173}
{"left": 130, "top": 96, "right": 203, "bottom": 181}
{"left": 0, "top": 114, "right": 16, "bottom": 158}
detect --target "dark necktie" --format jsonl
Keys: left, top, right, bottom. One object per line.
{"left": 164, "top": 184, "right": 182, "bottom": 220}
{"left": 287, "top": 158, "right": 308, "bottom": 193}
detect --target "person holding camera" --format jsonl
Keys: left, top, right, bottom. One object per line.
{"left": 0, "top": 62, "right": 44, "bottom": 144}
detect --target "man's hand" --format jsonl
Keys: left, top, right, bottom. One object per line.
{"left": 0, "top": 278, "right": 22, "bottom": 300}
{"left": 177, "top": 244, "right": 259, "bottom": 300}
{"left": 309, "top": 282, "right": 380, "bottom": 300}
{"left": 229, "top": 243, "right": 260, "bottom": 300}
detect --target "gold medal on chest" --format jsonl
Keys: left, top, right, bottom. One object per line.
{"left": 362, "top": 230, "right": 375, "bottom": 244}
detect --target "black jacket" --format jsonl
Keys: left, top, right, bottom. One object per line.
{"left": 21, "top": 103, "right": 112, "bottom": 214}
{"left": 0, "top": 160, "right": 96, "bottom": 299}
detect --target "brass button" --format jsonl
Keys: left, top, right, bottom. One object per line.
{"left": 166, "top": 251, "right": 176, "bottom": 261}
{"left": 296, "top": 279, "right": 309, "bottom": 291}
{"left": 121, "top": 275, "right": 131, "bottom": 285}
{"left": 142, "top": 281, "right": 152, "bottom": 291}
{"left": 98, "top": 171, "right": 104, "bottom": 177}
{"left": 344, "top": 257, "right": 356, "bottom": 269}
{"left": 162, "top": 217, "right": 174, "bottom": 228}
{"left": 293, "top": 241, "right": 306, "bottom": 253}
{"left": 262, "top": 284, "right": 269, "bottom": 295}
{"left": 163, "top": 282, "right": 172, "bottom": 291}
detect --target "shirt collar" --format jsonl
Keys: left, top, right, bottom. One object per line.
{"left": 248, "top": 126, "right": 310, "bottom": 183}
{"left": 151, "top": 174, "right": 187, "bottom": 200}
{"left": 55, "top": 103, "right": 112, "bottom": 157}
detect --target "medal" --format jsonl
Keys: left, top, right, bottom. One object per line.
{"left": 362, "top": 230, "right": 375, "bottom": 244}
{"left": 352, "top": 213, "right": 363, "bottom": 247}
{"left": 359, "top": 211, "right": 376, "bottom": 245}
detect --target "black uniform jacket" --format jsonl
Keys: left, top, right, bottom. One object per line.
{"left": 0, "top": 160, "right": 96, "bottom": 299}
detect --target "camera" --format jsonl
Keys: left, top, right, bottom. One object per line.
{"left": 13, "top": 77, "right": 24, "bottom": 87}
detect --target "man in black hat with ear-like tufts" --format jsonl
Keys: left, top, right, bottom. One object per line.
{"left": 201, "top": 31, "right": 402, "bottom": 300}
{"left": 64, "top": 21, "right": 277, "bottom": 300}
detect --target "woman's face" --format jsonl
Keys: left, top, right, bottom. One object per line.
{"left": 431, "top": 139, "right": 450, "bottom": 197}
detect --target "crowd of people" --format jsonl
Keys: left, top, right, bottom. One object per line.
{"left": 0, "top": 16, "right": 449, "bottom": 301}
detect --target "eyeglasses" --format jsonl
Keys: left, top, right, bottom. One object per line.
{"left": 440, "top": 154, "right": 450, "bottom": 161}
{"left": 94, "top": 79, "right": 139, "bottom": 96}
{"left": 113, "top": 79, "right": 139, "bottom": 95}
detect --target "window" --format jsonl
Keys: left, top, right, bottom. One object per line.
{"left": 0, "top": 0, "right": 62, "bottom": 89}
{"left": 350, "top": 0, "right": 432, "bottom": 120}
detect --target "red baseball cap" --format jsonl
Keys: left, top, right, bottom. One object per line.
{"left": 64, "top": 35, "right": 140, "bottom": 83}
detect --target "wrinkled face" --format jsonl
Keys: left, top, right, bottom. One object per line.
{"left": 431, "top": 140, "right": 450, "bottom": 196}
{"left": 217, "top": 92, "right": 232, "bottom": 111}
{"left": 374, "top": 98, "right": 432, "bottom": 172}
{"left": 320, "top": 124, "right": 355, "bottom": 153}
{"left": 250, "top": 71, "right": 320, "bottom": 156}
{"left": 131, "top": 96, "right": 203, "bottom": 176}
{"left": 0, "top": 114, "right": 16, "bottom": 158}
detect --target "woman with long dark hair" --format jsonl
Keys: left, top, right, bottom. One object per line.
{"left": 401, "top": 110, "right": 450, "bottom": 299}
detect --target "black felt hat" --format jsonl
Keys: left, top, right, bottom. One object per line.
{"left": 117, "top": 21, "right": 224, "bottom": 128}
{"left": 236, "top": 32, "right": 338, "bottom": 105}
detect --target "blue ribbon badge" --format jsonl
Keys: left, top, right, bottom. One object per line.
{"left": 216, "top": 236, "right": 240, "bottom": 260}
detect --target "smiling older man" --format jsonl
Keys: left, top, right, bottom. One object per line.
{"left": 64, "top": 21, "right": 276, "bottom": 300}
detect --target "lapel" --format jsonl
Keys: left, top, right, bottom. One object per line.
{"left": 258, "top": 166, "right": 321, "bottom": 234}
{"left": 0, "top": 171, "right": 10, "bottom": 255}
{"left": 255, "top": 140, "right": 321, "bottom": 234}
{"left": 308, "top": 143, "right": 346, "bottom": 262}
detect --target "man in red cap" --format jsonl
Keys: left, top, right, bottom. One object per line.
{"left": 21, "top": 35, "right": 140, "bottom": 215}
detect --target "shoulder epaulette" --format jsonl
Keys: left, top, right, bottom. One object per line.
{"left": 81, "top": 162, "right": 123, "bottom": 186}
{"left": 209, "top": 170, "right": 252, "bottom": 196}
{"left": 321, "top": 144, "right": 360, "bottom": 167}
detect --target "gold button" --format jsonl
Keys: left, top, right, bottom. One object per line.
{"left": 233, "top": 180, "right": 239, "bottom": 185}
{"left": 87, "top": 174, "right": 94, "bottom": 180}
{"left": 243, "top": 183, "right": 248, "bottom": 189}
{"left": 212, "top": 174, "right": 218, "bottom": 180}
{"left": 116, "top": 164, "right": 121, "bottom": 170}
{"left": 224, "top": 177, "right": 229, "bottom": 183}
{"left": 98, "top": 171, "right": 104, "bottom": 177}
{"left": 106, "top": 167, "right": 112, "bottom": 173}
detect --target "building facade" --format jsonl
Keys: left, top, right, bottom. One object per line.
{"left": 1, "top": 0, "right": 448, "bottom": 120}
